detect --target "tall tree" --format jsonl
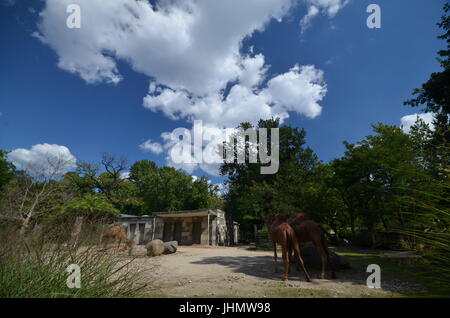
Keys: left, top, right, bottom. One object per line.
{"left": 404, "top": 2, "right": 450, "bottom": 168}
{"left": 221, "top": 118, "right": 318, "bottom": 229}
{"left": 0, "top": 150, "right": 15, "bottom": 192}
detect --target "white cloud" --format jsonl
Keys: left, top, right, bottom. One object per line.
{"left": 215, "top": 183, "right": 229, "bottom": 195}
{"left": 300, "top": 5, "right": 319, "bottom": 32}
{"left": 8, "top": 143, "right": 76, "bottom": 175}
{"left": 35, "top": 0, "right": 294, "bottom": 93}
{"left": 139, "top": 139, "right": 164, "bottom": 154}
{"left": 266, "top": 65, "right": 326, "bottom": 118}
{"left": 120, "top": 171, "right": 130, "bottom": 179}
{"left": 400, "top": 113, "right": 435, "bottom": 133}
{"left": 34, "top": 0, "right": 348, "bottom": 176}
{"left": 300, "top": 0, "right": 349, "bottom": 32}
{"left": 144, "top": 64, "right": 326, "bottom": 128}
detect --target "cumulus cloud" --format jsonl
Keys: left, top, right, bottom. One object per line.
{"left": 139, "top": 139, "right": 164, "bottom": 155}
{"left": 300, "top": 0, "right": 349, "bottom": 32}
{"left": 34, "top": 0, "right": 348, "bottom": 175}
{"left": 144, "top": 64, "right": 326, "bottom": 128}
{"left": 8, "top": 143, "right": 76, "bottom": 175}
{"left": 400, "top": 113, "right": 435, "bottom": 133}
{"left": 35, "top": 0, "right": 294, "bottom": 92}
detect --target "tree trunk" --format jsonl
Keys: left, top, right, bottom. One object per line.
{"left": 19, "top": 214, "right": 32, "bottom": 237}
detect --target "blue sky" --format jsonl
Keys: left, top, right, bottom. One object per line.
{"left": 0, "top": 0, "right": 446, "bottom": 184}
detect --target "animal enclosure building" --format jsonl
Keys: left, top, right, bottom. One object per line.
{"left": 117, "top": 209, "right": 239, "bottom": 246}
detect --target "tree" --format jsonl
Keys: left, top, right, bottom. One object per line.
{"left": 129, "top": 160, "right": 220, "bottom": 213}
{"left": 0, "top": 150, "right": 15, "bottom": 192}
{"left": 221, "top": 118, "right": 319, "bottom": 230}
{"left": 0, "top": 153, "right": 76, "bottom": 236}
{"left": 331, "top": 124, "right": 421, "bottom": 244}
{"left": 58, "top": 194, "right": 119, "bottom": 220}
{"left": 301, "top": 163, "right": 349, "bottom": 240}
{"left": 405, "top": 3, "right": 450, "bottom": 115}
{"left": 404, "top": 2, "right": 450, "bottom": 168}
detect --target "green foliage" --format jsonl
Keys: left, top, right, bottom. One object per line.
{"left": 58, "top": 194, "right": 119, "bottom": 220}
{"left": 130, "top": 160, "right": 221, "bottom": 213}
{"left": 0, "top": 150, "right": 15, "bottom": 192}
{"left": 405, "top": 3, "right": 450, "bottom": 115}
{"left": 221, "top": 118, "right": 318, "bottom": 229}
{"left": 331, "top": 124, "right": 421, "bottom": 236}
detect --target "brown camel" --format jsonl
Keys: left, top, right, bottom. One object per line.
{"left": 266, "top": 214, "right": 312, "bottom": 282}
{"left": 288, "top": 211, "right": 336, "bottom": 279}
{"left": 101, "top": 225, "right": 134, "bottom": 254}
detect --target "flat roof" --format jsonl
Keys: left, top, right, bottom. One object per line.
{"left": 153, "top": 209, "right": 222, "bottom": 218}
{"left": 118, "top": 209, "right": 225, "bottom": 219}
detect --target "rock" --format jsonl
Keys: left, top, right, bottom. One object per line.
{"left": 298, "top": 242, "right": 351, "bottom": 270}
{"left": 146, "top": 239, "right": 165, "bottom": 257}
{"left": 163, "top": 241, "right": 178, "bottom": 254}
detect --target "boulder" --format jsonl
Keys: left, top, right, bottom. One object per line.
{"left": 163, "top": 241, "right": 178, "bottom": 254}
{"left": 146, "top": 239, "right": 165, "bottom": 257}
{"left": 299, "top": 242, "right": 351, "bottom": 270}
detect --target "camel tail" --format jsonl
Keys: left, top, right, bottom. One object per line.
{"left": 286, "top": 226, "right": 299, "bottom": 254}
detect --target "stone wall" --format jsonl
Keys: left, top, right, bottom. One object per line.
{"left": 118, "top": 210, "right": 238, "bottom": 246}
{"left": 216, "top": 210, "right": 228, "bottom": 246}
{"left": 120, "top": 217, "right": 163, "bottom": 246}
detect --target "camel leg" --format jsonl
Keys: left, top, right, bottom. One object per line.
{"left": 273, "top": 241, "right": 278, "bottom": 273}
{"left": 293, "top": 244, "right": 312, "bottom": 282}
{"left": 321, "top": 238, "right": 336, "bottom": 279}
{"left": 314, "top": 241, "right": 327, "bottom": 279}
{"left": 281, "top": 246, "right": 289, "bottom": 282}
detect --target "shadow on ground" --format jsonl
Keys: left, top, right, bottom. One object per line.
{"left": 190, "top": 249, "right": 426, "bottom": 296}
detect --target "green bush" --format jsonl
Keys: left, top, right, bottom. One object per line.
{"left": 255, "top": 228, "right": 272, "bottom": 251}
{"left": 55, "top": 194, "right": 119, "bottom": 221}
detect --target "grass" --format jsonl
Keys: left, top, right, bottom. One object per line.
{"left": 267, "top": 285, "right": 335, "bottom": 298}
{"left": 336, "top": 250, "right": 450, "bottom": 298}
{"left": 0, "top": 220, "right": 148, "bottom": 298}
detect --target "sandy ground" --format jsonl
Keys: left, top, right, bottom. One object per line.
{"left": 121, "top": 245, "right": 425, "bottom": 298}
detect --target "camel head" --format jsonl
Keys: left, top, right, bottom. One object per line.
{"left": 265, "top": 214, "right": 288, "bottom": 227}
{"left": 292, "top": 209, "right": 307, "bottom": 219}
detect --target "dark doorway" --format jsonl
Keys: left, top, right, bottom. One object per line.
{"left": 163, "top": 223, "right": 172, "bottom": 242}
{"left": 192, "top": 221, "right": 202, "bottom": 244}
{"left": 129, "top": 224, "right": 136, "bottom": 240}
{"left": 138, "top": 223, "right": 145, "bottom": 245}
{"left": 173, "top": 222, "right": 182, "bottom": 244}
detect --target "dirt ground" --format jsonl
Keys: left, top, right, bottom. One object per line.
{"left": 123, "top": 245, "right": 426, "bottom": 298}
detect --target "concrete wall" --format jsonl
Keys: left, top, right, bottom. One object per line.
{"left": 216, "top": 210, "right": 228, "bottom": 246}
{"left": 118, "top": 211, "right": 238, "bottom": 246}
{"left": 120, "top": 217, "right": 163, "bottom": 246}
